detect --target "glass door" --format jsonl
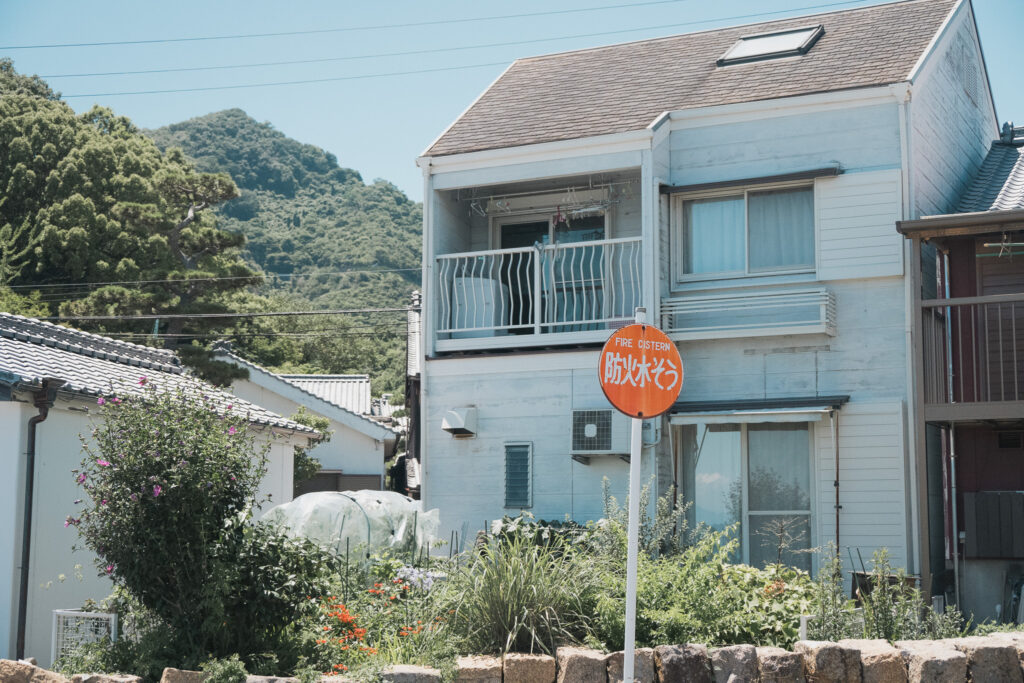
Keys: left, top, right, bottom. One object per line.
{"left": 500, "top": 220, "right": 549, "bottom": 333}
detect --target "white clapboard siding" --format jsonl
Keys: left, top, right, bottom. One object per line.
{"left": 816, "top": 169, "right": 904, "bottom": 281}
{"left": 815, "top": 401, "right": 910, "bottom": 571}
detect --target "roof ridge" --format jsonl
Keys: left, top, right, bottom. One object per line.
{"left": 0, "top": 312, "right": 181, "bottom": 372}
{"left": 514, "top": 0, "right": 948, "bottom": 65}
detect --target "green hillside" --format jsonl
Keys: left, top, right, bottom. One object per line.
{"left": 147, "top": 109, "right": 422, "bottom": 397}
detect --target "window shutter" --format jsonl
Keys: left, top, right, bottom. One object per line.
{"left": 504, "top": 443, "right": 532, "bottom": 508}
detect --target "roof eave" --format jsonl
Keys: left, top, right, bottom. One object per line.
{"left": 897, "top": 208, "right": 1024, "bottom": 238}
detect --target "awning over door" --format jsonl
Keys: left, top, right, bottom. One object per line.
{"left": 669, "top": 395, "right": 849, "bottom": 425}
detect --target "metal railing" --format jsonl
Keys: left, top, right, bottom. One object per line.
{"left": 661, "top": 288, "right": 836, "bottom": 340}
{"left": 922, "top": 293, "right": 1024, "bottom": 404}
{"left": 435, "top": 237, "right": 642, "bottom": 339}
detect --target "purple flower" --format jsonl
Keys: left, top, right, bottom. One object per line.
{"left": 96, "top": 397, "right": 106, "bottom": 406}
{"left": 101, "top": 499, "right": 108, "bottom": 506}
{"left": 130, "top": 493, "right": 138, "bottom": 502}
{"left": 64, "top": 516, "right": 79, "bottom": 528}
{"left": 97, "top": 459, "right": 111, "bottom": 467}
{"left": 228, "top": 426, "right": 237, "bottom": 435}
{"left": 153, "top": 485, "right": 162, "bottom": 498}
{"left": 76, "top": 473, "right": 87, "bottom": 484}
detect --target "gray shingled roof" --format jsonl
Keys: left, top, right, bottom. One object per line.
{"left": 0, "top": 313, "right": 314, "bottom": 433}
{"left": 956, "top": 143, "right": 1024, "bottom": 213}
{"left": 426, "top": 0, "right": 958, "bottom": 157}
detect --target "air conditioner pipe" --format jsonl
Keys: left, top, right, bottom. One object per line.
{"left": 16, "top": 379, "right": 63, "bottom": 660}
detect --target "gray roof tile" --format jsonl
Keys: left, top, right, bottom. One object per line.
{"left": 957, "top": 143, "right": 1024, "bottom": 213}
{"left": 426, "top": 0, "right": 958, "bottom": 157}
{"left": 0, "top": 314, "right": 314, "bottom": 433}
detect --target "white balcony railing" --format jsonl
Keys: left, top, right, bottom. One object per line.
{"left": 435, "top": 237, "right": 642, "bottom": 347}
{"left": 661, "top": 288, "right": 836, "bottom": 340}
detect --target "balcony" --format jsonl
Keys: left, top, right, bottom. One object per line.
{"left": 434, "top": 237, "right": 642, "bottom": 352}
{"left": 921, "top": 293, "right": 1024, "bottom": 420}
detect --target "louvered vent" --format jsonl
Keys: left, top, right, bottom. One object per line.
{"left": 572, "top": 410, "right": 613, "bottom": 452}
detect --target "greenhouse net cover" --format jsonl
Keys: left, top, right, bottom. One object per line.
{"left": 262, "top": 490, "right": 440, "bottom": 556}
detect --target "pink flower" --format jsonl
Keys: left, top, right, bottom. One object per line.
{"left": 76, "top": 473, "right": 87, "bottom": 484}
{"left": 226, "top": 404, "right": 233, "bottom": 410}
{"left": 112, "top": 397, "right": 121, "bottom": 405}
{"left": 96, "top": 397, "right": 106, "bottom": 405}
{"left": 228, "top": 426, "right": 237, "bottom": 435}
{"left": 101, "top": 499, "right": 108, "bottom": 506}
{"left": 105, "top": 564, "right": 113, "bottom": 574}
{"left": 97, "top": 459, "right": 111, "bottom": 467}
{"left": 138, "top": 376, "right": 147, "bottom": 386}
{"left": 153, "top": 485, "right": 162, "bottom": 497}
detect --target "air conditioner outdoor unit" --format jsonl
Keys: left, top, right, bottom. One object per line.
{"left": 571, "top": 409, "right": 629, "bottom": 460}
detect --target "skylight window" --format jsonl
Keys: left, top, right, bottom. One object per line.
{"left": 717, "top": 25, "right": 824, "bottom": 66}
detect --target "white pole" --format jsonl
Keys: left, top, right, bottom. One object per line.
{"left": 623, "top": 306, "right": 646, "bottom": 683}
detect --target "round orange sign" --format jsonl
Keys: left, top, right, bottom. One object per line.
{"left": 599, "top": 323, "right": 683, "bottom": 419}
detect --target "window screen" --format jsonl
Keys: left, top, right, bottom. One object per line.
{"left": 505, "top": 443, "right": 531, "bottom": 508}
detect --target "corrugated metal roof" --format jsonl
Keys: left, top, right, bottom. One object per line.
{"left": 957, "top": 143, "right": 1024, "bottom": 214}
{"left": 425, "top": 0, "right": 958, "bottom": 157}
{"left": 0, "top": 314, "right": 314, "bottom": 433}
{"left": 280, "top": 375, "right": 371, "bottom": 415}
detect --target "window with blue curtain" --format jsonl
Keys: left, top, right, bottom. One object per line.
{"left": 504, "top": 443, "right": 532, "bottom": 508}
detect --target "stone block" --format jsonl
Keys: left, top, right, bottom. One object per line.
{"left": 605, "top": 648, "right": 655, "bottom": 683}
{"left": 757, "top": 646, "right": 805, "bottom": 683}
{"left": 944, "top": 636, "right": 1023, "bottom": 683}
{"left": 0, "top": 659, "right": 71, "bottom": 683}
{"left": 894, "top": 640, "right": 966, "bottom": 683}
{"left": 838, "top": 639, "right": 906, "bottom": 683}
{"left": 793, "top": 640, "right": 860, "bottom": 682}
{"left": 710, "top": 645, "right": 758, "bottom": 683}
{"left": 989, "top": 632, "right": 1024, "bottom": 676}
{"left": 556, "top": 647, "right": 605, "bottom": 683}
{"left": 72, "top": 676, "right": 144, "bottom": 683}
{"left": 159, "top": 670, "right": 206, "bottom": 683}
{"left": 380, "top": 664, "right": 442, "bottom": 682}
{"left": 654, "top": 644, "right": 713, "bottom": 683}
{"left": 503, "top": 653, "right": 556, "bottom": 683}
{"left": 456, "top": 655, "right": 502, "bottom": 682}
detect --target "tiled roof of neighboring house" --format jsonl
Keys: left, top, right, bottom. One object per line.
{"left": 213, "top": 349, "right": 399, "bottom": 437}
{"left": 425, "top": 0, "right": 959, "bottom": 157}
{"left": 0, "top": 314, "right": 314, "bottom": 433}
{"left": 957, "top": 140, "right": 1024, "bottom": 213}
{"left": 279, "top": 374, "right": 371, "bottom": 415}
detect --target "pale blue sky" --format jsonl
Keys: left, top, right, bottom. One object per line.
{"left": 1, "top": 0, "right": 1018, "bottom": 201}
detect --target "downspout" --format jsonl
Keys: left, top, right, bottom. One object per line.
{"left": 16, "top": 378, "right": 63, "bottom": 660}
{"left": 831, "top": 409, "right": 840, "bottom": 546}
{"left": 950, "top": 421, "right": 960, "bottom": 607}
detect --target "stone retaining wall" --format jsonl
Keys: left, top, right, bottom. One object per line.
{"left": 5, "top": 632, "right": 1024, "bottom": 683}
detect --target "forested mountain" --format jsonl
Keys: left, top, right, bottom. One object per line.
{"left": 0, "top": 60, "right": 420, "bottom": 399}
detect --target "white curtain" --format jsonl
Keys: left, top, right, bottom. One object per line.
{"left": 684, "top": 196, "right": 744, "bottom": 274}
{"left": 747, "top": 187, "right": 814, "bottom": 271}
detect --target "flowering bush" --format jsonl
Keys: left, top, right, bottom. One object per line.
{"left": 73, "top": 381, "right": 333, "bottom": 671}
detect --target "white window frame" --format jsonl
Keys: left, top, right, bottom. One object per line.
{"left": 490, "top": 210, "right": 608, "bottom": 250}
{"left": 504, "top": 441, "right": 533, "bottom": 510}
{"left": 671, "top": 180, "right": 817, "bottom": 287}
{"left": 677, "top": 421, "right": 817, "bottom": 571}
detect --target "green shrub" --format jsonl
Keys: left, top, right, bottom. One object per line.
{"left": 441, "top": 532, "right": 598, "bottom": 654}
{"left": 592, "top": 478, "right": 689, "bottom": 559}
{"left": 201, "top": 654, "right": 247, "bottom": 683}
{"left": 73, "top": 382, "right": 334, "bottom": 673}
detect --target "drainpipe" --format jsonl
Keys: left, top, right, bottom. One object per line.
{"left": 949, "top": 422, "right": 960, "bottom": 608}
{"left": 831, "top": 409, "right": 840, "bottom": 546}
{"left": 16, "top": 378, "right": 63, "bottom": 660}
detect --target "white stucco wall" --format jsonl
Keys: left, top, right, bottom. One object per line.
{"left": 229, "top": 377, "right": 385, "bottom": 479}
{"left": 1, "top": 396, "right": 298, "bottom": 665}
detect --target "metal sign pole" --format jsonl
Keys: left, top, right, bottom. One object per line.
{"left": 623, "top": 306, "right": 646, "bottom": 683}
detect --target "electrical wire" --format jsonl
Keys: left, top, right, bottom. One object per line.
{"left": 3, "top": 0, "right": 695, "bottom": 50}
{"left": 45, "top": 306, "right": 416, "bottom": 322}
{"left": 58, "top": 0, "right": 872, "bottom": 99}
{"left": 4, "top": 267, "right": 420, "bottom": 289}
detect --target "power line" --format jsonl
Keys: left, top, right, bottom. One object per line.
{"left": 56, "top": 0, "right": 872, "bottom": 99}
{"left": 46, "top": 306, "right": 416, "bottom": 322}
{"left": 2, "top": 0, "right": 692, "bottom": 50}
{"left": 5, "top": 267, "right": 420, "bottom": 290}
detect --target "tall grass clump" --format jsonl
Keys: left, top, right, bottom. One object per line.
{"left": 440, "top": 529, "right": 600, "bottom": 655}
